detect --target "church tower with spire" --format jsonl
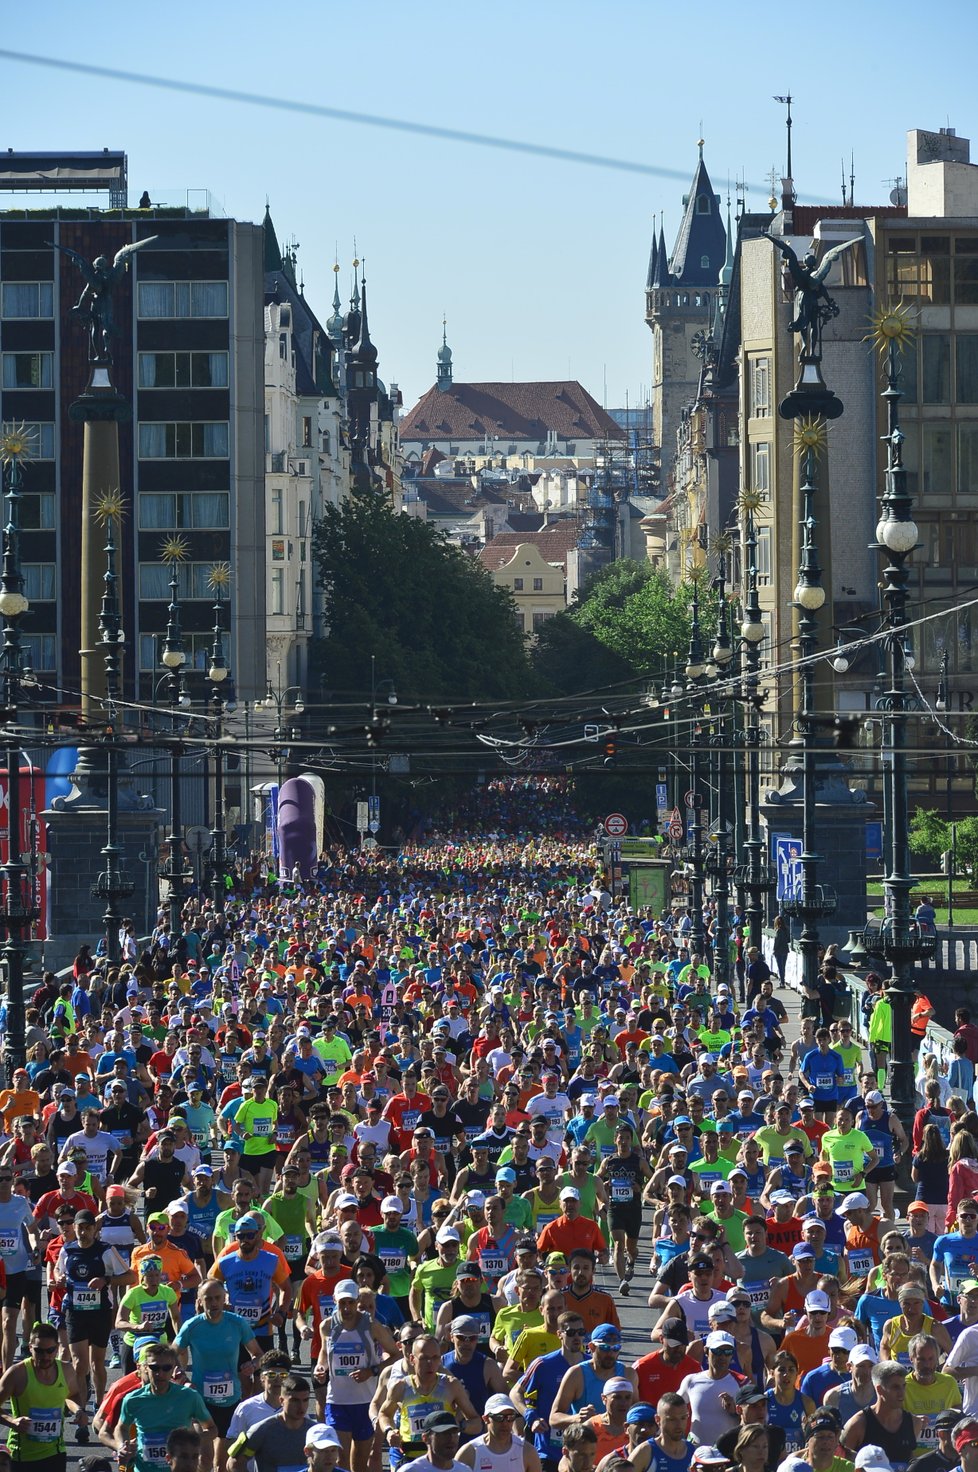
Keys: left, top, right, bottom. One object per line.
{"left": 645, "top": 142, "right": 727, "bottom": 492}
{"left": 436, "top": 319, "right": 453, "bottom": 392}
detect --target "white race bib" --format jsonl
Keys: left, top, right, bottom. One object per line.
{"left": 72, "top": 1288, "right": 99, "bottom": 1310}
{"left": 203, "top": 1376, "right": 234, "bottom": 1404}
{"left": 28, "top": 1407, "right": 61, "bottom": 1443}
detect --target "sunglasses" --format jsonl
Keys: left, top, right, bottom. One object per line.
{"left": 0, "top": 1178, "right": 12, "bottom": 1185}
{"left": 149, "top": 1365, "right": 175, "bottom": 1374}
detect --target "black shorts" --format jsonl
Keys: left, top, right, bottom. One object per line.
{"left": 66, "top": 1307, "right": 112, "bottom": 1348}
{"left": 10, "top": 1453, "right": 66, "bottom": 1472}
{"left": 865, "top": 1164, "right": 897, "bottom": 1184}
{"left": 3, "top": 1270, "right": 29, "bottom": 1306}
{"left": 241, "top": 1150, "right": 278, "bottom": 1176}
{"left": 207, "top": 1404, "right": 236, "bottom": 1436}
{"left": 608, "top": 1203, "right": 643, "bottom": 1239}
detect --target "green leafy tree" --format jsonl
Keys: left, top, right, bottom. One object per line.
{"left": 909, "top": 807, "right": 978, "bottom": 879}
{"left": 309, "top": 489, "right": 533, "bottom": 701}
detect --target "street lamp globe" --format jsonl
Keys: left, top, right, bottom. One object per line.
{"left": 208, "top": 662, "right": 228, "bottom": 684}
{"left": 741, "top": 617, "right": 764, "bottom": 643}
{"left": 685, "top": 658, "right": 705, "bottom": 679}
{"left": 794, "top": 580, "right": 826, "bottom": 610}
{"left": 876, "top": 515, "right": 918, "bottom": 554}
{"left": 0, "top": 591, "right": 28, "bottom": 617}
{"left": 162, "top": 647, "right": 185, "bottom": 670}
{"left": 293, "top": 698, "right": 305, "bottom": 715}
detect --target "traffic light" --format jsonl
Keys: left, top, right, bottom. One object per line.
{"left": 603, "top": 735, "right": 617, "bottom": 768}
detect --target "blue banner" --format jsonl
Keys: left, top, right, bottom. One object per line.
{"left": 772, "top": 833, "right": 803, "bottom": 901}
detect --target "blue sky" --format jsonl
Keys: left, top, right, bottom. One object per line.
{"left": 2, "top": 2, "right": 974, "bottom": 412}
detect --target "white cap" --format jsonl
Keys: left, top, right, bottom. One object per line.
{"left": 334, "top": 1278, "right": 359, "bottom": 1300}
{"left": 381, "top": 1196, "right": 403, "bottom": 1214}
{"left": 840, "top": 1191, "right": 871, "bottom": 1212}
{"left": 728, "top": 1166, "right": 748, "bottom": 1179}
{"left": 850, "top": 1344, "right": 879, "bottom": 1366}
{"left": 602, "top": 1094, "right": 620, "bottom": 1107}
{"left": 667, "top": 1174, "right": 689, "bottom": 1187}
{"left": 865, "top": 1090, "right": 885, "bottom": 1106}
{"left": 738, "top": 1089, "right": 754, "bottom": 1100}
{"left": 691, "top": 1449, "right": 729, "bottom": 1467}
{"left": 335, "top": 1192, "right": 359, "bottom": 1209}
{"left": 710, "top": 1179, "right": 732, "bottom": 1195}
{"left": 854, "top": 1450, "right": 894, "bottom": 1472}
{"left": 705, "top": 1330, "right": 736, "bottom": 1350}
{"left": 485, "top": 1394, "right": 517, "bottom": 1417}
{"left": 164, "top": 1200, "right": 187, "bottom": 1216}
{"left": 315, "top": 1231, "right": 343, "bottom": 1252}
{"left": 829, "top": 1326, "right": 859, "bottom": 1350}
{"left": 560, "top": 1187, "right": 580, "bottom": 1201}
{"left": 805, "top": 1289, "right": 831, "bottom": 1313}
{"left": 581, "top": 1094, "right": 599, "bottom": 1108}
{"left": 436, "top": 1227, "right": 461, "bottom": 1244}
{"left": 770, "top": 1189, "right": 796, "bottom": 1204}
{"left": 305, "top": 1425, "right": 343, "bottom": 1451}
{"left": 466, "top": 1191, "right": 487, "bottom": 1208}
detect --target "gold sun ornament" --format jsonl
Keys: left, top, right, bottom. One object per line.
{"left": 207, "top": 562, "right": 231, "bottom": 592}
{"left": 94, "top": 488, "right": 126, "bottom": 525}
{"left": 739, "top": 488, "right": 764, "bottom": 518}
{"left": 793, "top": 416, "right": 828, "bottom": 460}
{"left": 0, "top": 422, "right": 37, "bottom": 467}
{"left": 711, "top": 531, "right": 733, "bottom": 557}
{"left": 159, "top": 535, "right": 189, "bottom": 564}
{"left": 866, "top": 300, "right": 916, "bottom": 358}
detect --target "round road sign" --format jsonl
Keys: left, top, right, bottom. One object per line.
{"left": 604, "top": 812, "right": 628, "bottom": 837}
{"left": 669, "top": 817, "right": 685, "bottom": 839}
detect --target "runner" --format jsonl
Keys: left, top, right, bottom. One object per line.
{"left": 0, "top": 1318, "right": 86, "bottom": 1467}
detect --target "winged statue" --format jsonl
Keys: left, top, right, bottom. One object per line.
{"left": 48, "top": 237, "right": 158, "bottom": 363}
{"left": 765, "top": 234, "right": 860, "bottom": 360}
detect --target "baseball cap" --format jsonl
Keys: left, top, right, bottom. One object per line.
{"left": 709, "top": 1302, "right": 737, "bottom": 1323}
{"left": 710, "top": 1179, "right": 733, "bottom": 1196}
{"left": 736, "top": 1386, "right": 767, "bottom": 1405}
{"left": 956, "top": 1426, "right": 978, "bottom": 1455}
{"left": 192, "top": 1164, "right": 213, "bottom": 1178}
{"left": 590, "top": 1323, "right": 623, "bottom": 1346}
{"left": 865, "top": 1090, "right": 885, "bottom": 1106}
{"left": 455, "top": 1262, "right": 481, "bottom": 1281}
{"left": 840, "top": 1192, "right": 871, "bottom": 1212}
{"left": 305, "top": 1426, "right": 342, "bottom": 1451}
{"left": 334, "top": 1192, "right": 359, "bottom": 1209}
{"left": 233, "top": 1212, "right": 263, "bottom": 1234}
{"left": 485, "top": 1394, "right": 517, "bottom": 1417}
{"left": 728, "top": 1166, "right": 748, "bottom": 1180}
{"left": 381, "top": 1196, "right": 403, "bottom": 1214}
{"left": 626, "top": 1404, "right": 658, "bottom": 1426}
{"left": 495, "top": 1168, "right": 517, "bottom": 1184}
{"left": 164, "top": 1201, "right": 187, "bottom": 1217}
{"left": 691, "top": 1449, "right": 729, "bottom": 1467}
{"left": 854, "top": 1451, "right": 894, "bottom": 1472}
{"left": 436, "top": 1227, "right": 461, "bottom": 1244}
{"left": 667, "top": 1174, "right": 689, "bottom": 1188}
{"left": 689, "top": 1255, "right": 715, "bottom": 1271}
{"left": 792, "top": 1243, "right": 816, "bottom": 1259}
{"left": 659, "top": 1318, "right": 689, "bottom": 1346}
{"left": 907, "top": 1201, "right": 930, "bottom": 1215}
{"left": 785, "top": 1140, "right": 805, "bottom": 1155}
{"left": 451, "top": 1315, "right": 482, "bottom": 1336}
{"left": 770, "top": 1189, "right": 796, "bottom": 1205}
{"left": 705, "top": 1331, "right": 736, "bottom": 1350}
{"left": 829, "top": 1327, "right": 859, "bottom": 1350}
{"left": 935, "top": 1410, "right": 964, "bottom": 1431}
{"left": 805, "top": 1290, "right": 831, "bottom": 1313}
{"left": 560, "top": 1187, "right": 580, "bottom": 1201}
{"left": 850, "top": 1345, "right": 879, "bottom": 1366}
{"left": 423, "top": 1411, "right": 462, "bottom": 1433}
{"left": 57, "top": 1162, "right": 77, "bottom": 1176}
{"left": 106, "top": 1184, "right": 126, "bottom": 1199}
{"left": 334, "top": 1279, "right": 359, "bottom": 1300}
{"left": 466, "top": 1191, "right": 486, "bottom": 1209}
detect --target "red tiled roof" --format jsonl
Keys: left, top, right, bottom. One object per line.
{"left": 478, "top": 524, "right": 579, "bottom": 574}
{"left": 401, "top": 380, "right": 625, "bottom": 443}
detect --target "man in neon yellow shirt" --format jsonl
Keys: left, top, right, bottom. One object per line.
{"left": 820, "top": 1106, "right": 878, "bottom": 1192}
{"left": 234, "top": 1075, "right": 278, "bottom": 1195}
{"left": 311, "top": 1019, "right": 353, "bottom": 1086}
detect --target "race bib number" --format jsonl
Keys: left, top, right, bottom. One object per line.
{"left": 252, "top": 1117, "right": 273, "bottom": 1137}
{"left": 142, "top": 1435, "right": 168, "bottom": 1463}
{"left": 816, "top": 1074, "right": 834, "bottom": 1092}
{"left": 110, "top": 1131, "right": 132, "bottom": 1151}
{"left": 745, "top": 1279, "right": 770, "bottom": 1306}
{"left": 203, "top": 1376, "right": 234, "bottom": 1404}
{"left": 835, "top": 1161, "right": 854, "bottom": 1181}
{"left": 276, "top": 1127, "right": 294, "bottom": 1147}
{"left": 847, "top": 1249, "right": 873, "bottom": 1277}
{"left": 464, "top": 1124, "right": 482, "bottom": 1142}
{"left": 380, "top": 1249, "right": 406, "bottom": 1273}
{"left": 536, "top": 1208, "right": 561, "bottom": 1228}
{"left": 0, "top": 1229, "right": 18, "bottom": 1258}
{"left": 480, "top": 1254, "right": 506, "bottom": 1277}
{"left": 72, "top": 1288, "right": 99, "bottom": 1310}
{"left": 141, "top": 1301, "right": 168, "bottom": 1329}
{"left": 221, "top": 1056, "right": 238, "bottom": 1081}
{"left": 611, "top": 1182, "right": 633, "bottom": 1203}
{"left": 406, "top": 1402, "right": 441, "bottom": 1438}
{"left": 402, "top": 1110, "right": 420, "bottom": 1132}
{"left": 28, "top": 1407, "right": 61, "bottom": 1443}
{"left": 234, "top": 1298, "right": 264, "bottom": 1322}
{"left": 334, "top": 1349, "right": 365, "bottom": 1376}
{"left": 283, "top": 1235, "right": 304, "bottom": 1261}
{"left": 318, "top": 1294, "right": 335, "bottom": 1319}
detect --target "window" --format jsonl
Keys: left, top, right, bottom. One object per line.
{"left": 138, "top": 562, "right": 227, "bottom": 599}
{"left": 5, "top": 423, "right": 55, "bottom": 459}
{"left": 532, "top": 611, "right": 554, "bottom": 630}
{"left": 513, "top": 577, "right": 524, "bottom": 591}
{"left": 751, "top": 441, "right": 771, "bottom": 498}
{"left": 20, "top": 493, "right": 55, "bottom": 530}
{"left": 298, "top": 502, "right": 307, "bottom": 538}
{"left": 921, "top": 425, "right": 952, "bottom": 494}
{"left": 697, "top": 195, "right": 710, "bottom": 214}
{"left": 302, "top": 417, "right": 312, "bottom": 448}
{"left": 322, "top": 429, "right": 331, "bottom": 456}
{"left": 137, "top": 422, "right": 229, "bottom": 458}
{"left": 955, "top": 239, "right": 978, "bottom": 305}
{"left": 1, "top": 352, "right": 52, "bottom": 389}
{"left": 750, "top": 358, "right": 771, "bottom": 418}
{"left": 957, "top": 337, "right": 978, "bottom": 404}
{"left": 270, "top": 488, "right": 283, "bottom": 535}
{"left": 922, "top": 334, "right": 951, "bottom": 403}
{"left": 22, "top": 564, "right": 56, "bottom": 601}
{"left": 959, "top": 425, "right": 978, "bottom": 495}
{"left": 138, "top": 631, "right": 216, "bottom": 670}
{"left": 899, "top": 341, "right": 919, "bottom": 404}
{"left": 296, "top": 576, "right": 306, "bottom": 628}
{"left": 700, "top": 254, "right": 710, "bottom": 270}
{"left": 22, "top": 633, "right": 55, "bottom": 671}
{"left": 138, "top": 493, "right": 229, "bottom": 529}
{"left": 1, "top": 283, "right": 53, "bottom": 319}
{"left": 920, "top": 236, "right": 951, "bottom": 304}
{"left": 532, "top": 577, "right": 543, "bottom": 591}
{"left": 271, "top": 569, "right": 285, "bottom": 615}
{"left": 136, "top": 282, "right": 228, "bottom": 318}
{"left": 756, "top": 525, "right": 772, "bottom": 584}
{"left": 137, "top": 352, "right": 228, "bottom": 388}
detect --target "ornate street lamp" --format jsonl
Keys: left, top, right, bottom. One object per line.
{"left": 91, "top": 491, "right": 134, "bottom": 961}
{"left": 739, "top": 494, "right": 768, "bottom": 953}
{"left": 709, "top": 553, "right": 734, "bottom": 987}
{"left": 685, "top": 578, "right": 707, "bottom": 957}
{"left": 862, "top": 303, "right": 935, "bottom": 1129}
{"left": 0, "top": 425, "right": 38, "bottom": 1074}
{"left": 159, "top": 538, "right": 192, "bottom": 935}
{"left": 207, "top": 564, "right": 231, "bottom": 914}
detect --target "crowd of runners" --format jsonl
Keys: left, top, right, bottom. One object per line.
{"left": 0, "top": 807, "right": 976, "bottom": 1472}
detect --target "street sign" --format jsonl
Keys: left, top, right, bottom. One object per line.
{"left": 604, "top": 812, "right": 628, "bottom": 837}
{"left": 356, "top": 801, "right": 369, "bottom": 832}
{"left": 655, "top": 782, "right": 669, "bottom": 813}
{"left": 684, "top": 790, "right": 696, "bottom": 809}
{"left": 184, "top": 825, "right": 212, "bottom": 854}
{"left": 669, "top": 815, "right": 684, "bottom": 840}
{"left": 369, "top": 820, "right": 380, "bottom": 834}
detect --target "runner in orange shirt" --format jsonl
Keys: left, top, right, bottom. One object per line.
{"left": 536, "top": 1190, "right": 607, "bottom": 1261}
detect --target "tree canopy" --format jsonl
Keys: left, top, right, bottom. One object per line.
{"left": 309, "top": 489, "right": 533, "bottom": 701}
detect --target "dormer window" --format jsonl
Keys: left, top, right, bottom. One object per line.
{"left": 697, "top": 195, "right": 710, "bottom": 213}
{"left": 701, "top": 255, "right": 710, "bottom": 270}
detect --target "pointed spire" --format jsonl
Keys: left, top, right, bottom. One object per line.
{"left": 650, "top": 224, "right": 670, "bottom": 288}
{"left": 437, "top": 315, "right": 453, "bottom": 392}
{"left": 327, "top": 259, "right": 343, "bottom": 343}
{"left": 354, "top": 274, "right": 378, "bottom": 365}
{"left": 720, "top": 198, "right": 735, "bottom": 288}
{"left": 646, "top": 213, "right": 661, "bottom": 290}
{"left": 262, "top": 203, "right": 283, "bottom": 274}
{"left": 669, "top": 144, "right": 726, "bottom": 285}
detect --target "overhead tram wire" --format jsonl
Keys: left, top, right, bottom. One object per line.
{"left": 0, "top": 49, "right": 831, "bottom": 197}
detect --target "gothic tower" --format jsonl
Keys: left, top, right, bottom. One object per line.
{"left": 645, "top": 143, "right": 727, "bottom": 492}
